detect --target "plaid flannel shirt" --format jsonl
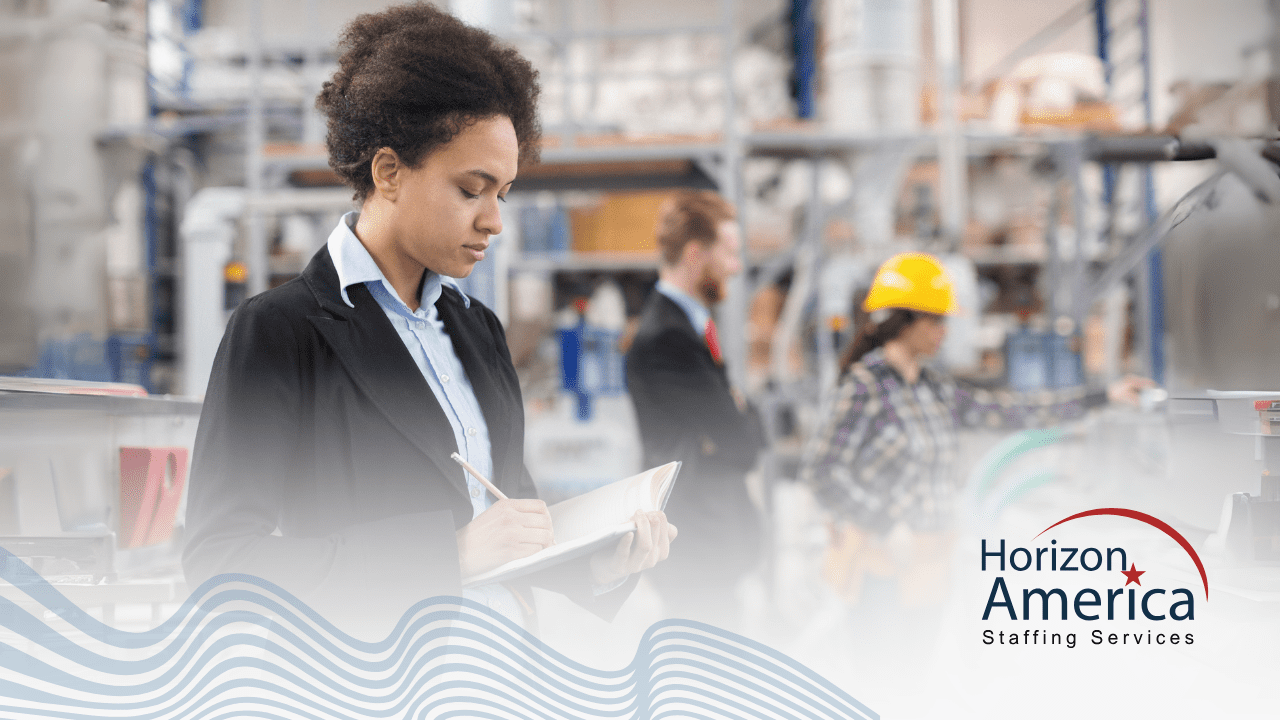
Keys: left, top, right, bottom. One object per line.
{"left": 799, "top": 348, "right": 1101, "bottom": 535}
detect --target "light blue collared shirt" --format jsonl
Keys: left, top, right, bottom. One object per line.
{"left": 655, "top": 279, "right": 710, "bottom": 334}
{"left": 326, "top": 212, "right": 521, "bottom": 622}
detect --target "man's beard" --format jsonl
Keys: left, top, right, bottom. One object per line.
{"left": 698, "top": 273, "right": 725, "bottom": 306}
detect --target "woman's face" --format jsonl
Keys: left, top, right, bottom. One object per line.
{"left": 899, "top": 313, "right": 948, "bottom": 358}
{"left": 387, "top": 115, "right": 519, "bottom": 279}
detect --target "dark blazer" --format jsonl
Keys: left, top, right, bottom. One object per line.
{"left": 184, "top": 246, "right": 625, "bottom": 631}
{"left": 624, "top": 292, "right": 764, "bottom": 583}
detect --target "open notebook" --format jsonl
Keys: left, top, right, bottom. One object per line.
{"left": 462, "top": 461, "right": 681, "bottom": 588}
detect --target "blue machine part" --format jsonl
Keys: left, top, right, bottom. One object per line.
{"left": 1005, "top": 329, "right": 1048, "bottom": 391}
{"left": 107, "top": 334, "right": 156, "bottom": 389}
{"left": 18, "top": 333, "right": 156, "bottom": 391}
{"left": 1046, "top": 333, "right": 1083, "bottom": 389}
{"left": 518, "top": 205, "right": 571, "bottom": 255}
{"left": 558, "top": 325, "right": 588, "bottom": 420}
{"left": 579, "top": 328, "right": 626, "bottom": 396}
{"left": 19, "top": 335, "right": 113, "bottom": 383}
{"left": 559, "top": 320, "right": 626, "bottom": 422}
{"left": 1006, "top": 329, "right": 1083, "bottom": 391}
{"left": 791, "top": 0, "right": 817, "bottom": 119}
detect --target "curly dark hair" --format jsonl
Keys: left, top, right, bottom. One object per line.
{"left": 316, "top": 3, "right": 541, "bottom": 200}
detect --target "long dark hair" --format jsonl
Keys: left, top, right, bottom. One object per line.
{"left": 838, "top": 308, "right": 920, "bottom": 377}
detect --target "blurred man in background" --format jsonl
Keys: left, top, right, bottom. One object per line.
{"left": 626, "top": 190, "right": 765, "bottom": 628}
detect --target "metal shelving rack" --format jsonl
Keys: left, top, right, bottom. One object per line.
{"left": 206, "top": 0, "right": 1195, "bottom": 474}
{"left": 1093, "top": 0, "right": 1164, "bottom": 382}
{"left": 221, "top": 0, "right": 751, "bottom": 365}
{"left": 211, "top": 0, "right": 1190, "bottom": 445}
{"left": 739, "top": 0, "right": 1187, "bottom": 495}
{"left": 500, "top": 0, "right": 750, "bottom": 381}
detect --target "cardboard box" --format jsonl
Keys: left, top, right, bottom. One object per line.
{"left": 571, "top": 192, "right": 668, "bottom": 254}
{"left": 1021, "top": 100, "right": 1121, "bottom": 132}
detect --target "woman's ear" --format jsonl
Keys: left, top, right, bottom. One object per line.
{"left": 370, "top": 148, "right": 403, "bottom": 200}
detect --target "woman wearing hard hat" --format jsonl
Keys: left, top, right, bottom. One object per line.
{"left": 799, "top": 252, "right": 1150, "bottom": 653}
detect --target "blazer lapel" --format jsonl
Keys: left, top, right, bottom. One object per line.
{"left": 654, "top": 293, "right": 701, "bottom": 342}
{"left": 654, "top": 293, "right": 730, "bottom": 385}
{"left": 435, "top": 291, "right": 516, "bottom": 495}
{"left": 301, "top": 249, "right": 469, "bottom": 500}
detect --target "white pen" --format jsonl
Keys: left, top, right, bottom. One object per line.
{"left": 450, "top": 452, "right": 509, "bottom": 501}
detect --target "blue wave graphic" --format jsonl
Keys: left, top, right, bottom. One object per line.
{"left": 0, "top": 547, "right": 876, "bottom": 720}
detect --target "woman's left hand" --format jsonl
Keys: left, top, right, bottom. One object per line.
{"left": 589, "top": 510, "right": 678, "bottom": 586}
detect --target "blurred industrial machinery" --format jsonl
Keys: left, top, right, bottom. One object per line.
{"left": 1084, "top": 137, "right": 1280, "bottom": 566}
{"left": 1163, "top": 148, "right": 1280, "bottom": 394}
{"left": 0, "top": 377, "right": 198, "bottom": 620}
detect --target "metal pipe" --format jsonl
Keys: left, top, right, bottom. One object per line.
{"left": 719, "top": 0, "right": 749, "bottom": 392}
{"left": 558, "top": 0, "right": 576, "bottom": 147}
{"left": 769, "top": 160, "right": 821, "bottom": 387}
{"left": 1138, "top": 0, "right": 1165, "bottom": 384}
{"left": 1043, "top": 166, "right": 1063, "bottom": 319}
{"left": 302, "top": 0, "right": 324, "bottom": 145}
{"left": 1065, "top": 142, "right": 1088, "bottom": 331}
{"left": 1078, "top": 169, "right": 1227, "bottom": 320}
{"left": 791, "top": 0, "right": 817, "bottom": 119}
{"left": 1269, "top": 0, "right": 1280, "bottom": 124}
{"left": 244, "top": 0, "right": 267, "bottom": 298}
{"left": 1094, "top": 0, "right": 1112, "bottom": 86}
{"left": 932, "top": 0, "right": 967, "bottom": 251}
{"left": 1085, "top": 135, "right": 1216, "bottom": 163}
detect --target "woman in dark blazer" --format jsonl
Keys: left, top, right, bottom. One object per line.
{"left": 182, "top": 4, "right": 674, "bottom": 633}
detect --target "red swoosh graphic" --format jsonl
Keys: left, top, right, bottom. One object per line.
{"left": 1035, "top": 507, "right": 1209, "bottom": 599}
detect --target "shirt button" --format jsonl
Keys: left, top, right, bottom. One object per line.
{"left": 470, "top": 486, "right": 481, "bottom": 499}
{"left": 416, "top": 320, "right": 426, "bottom": 329}
{"left": 440, "top": 374, "right": 450, "bottom": 383}
{"left": 467, "top": 427, "right": 477, "bottom": 437}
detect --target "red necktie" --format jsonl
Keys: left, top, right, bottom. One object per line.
{"left": 704, "top": 318, "right": 722, "bottom": 363}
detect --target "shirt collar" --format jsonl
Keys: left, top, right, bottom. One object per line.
{"left": 326, "top": 211, "right": 470, "bottom": 310}
{"left": 655, "top": 279, "right": 711, "bottom": 333}
{"left": 863, "top": 347, "right": 937, "bottom": 385}
{"left": 862, "top": 347, "right": 887, "bottom": 367}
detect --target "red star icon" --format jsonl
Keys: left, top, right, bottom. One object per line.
{"left": 1121, "top": 563, "right": 1145, "bottom": 587}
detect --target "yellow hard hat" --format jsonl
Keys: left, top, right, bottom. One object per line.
{"left": 863, "top": 252, "right": 957, "bottom": 315}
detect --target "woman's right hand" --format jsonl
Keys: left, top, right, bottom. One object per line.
{"left": 456, "top": 499, "right": 555, "bottom": 577}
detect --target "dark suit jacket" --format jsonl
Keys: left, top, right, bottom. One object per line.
{"left": 183, "top": 246, "right": 627, "bottom": 632}
{"left": 624, "top": 292, "right": 764, "bottom": 584}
